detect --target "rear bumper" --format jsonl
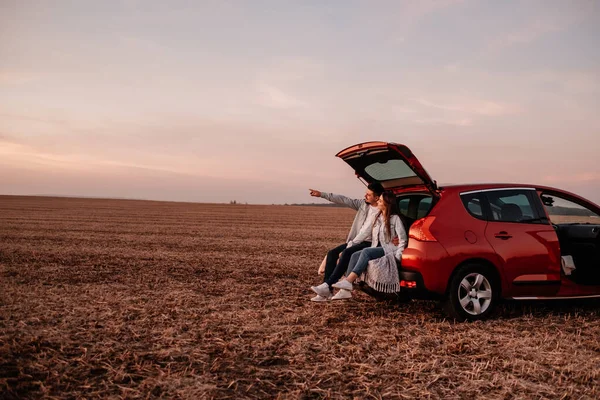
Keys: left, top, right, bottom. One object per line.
{"left": 399, "top": 270, "right": 442, "bottom": 300}
{"left": 400, "top": 240, "right": 452, "bottom": 296}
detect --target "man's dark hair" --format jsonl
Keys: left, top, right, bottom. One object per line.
{"left": 367, "top": 182, "right": 384, "bottom": 196}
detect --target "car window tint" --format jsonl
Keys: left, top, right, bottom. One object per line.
{"left": 416, "top": 197, "right": 432, "bottom": 219}
{"left": 485, "top": 190, "right": 538, "bottom": 223}
{"left": 541, "top": 194, "right": 600, "bottom": 224}
{"left": 396, "top": 194, "right": 433, "bottom": 221}
{"left": 460, "top": 193, "right": 485, "bottom": 220}
{"left": 364, "top": 159, "right": 417, "bottom": 181}
{"left": 398, "top": 198, "right": 409, "bottom": 216}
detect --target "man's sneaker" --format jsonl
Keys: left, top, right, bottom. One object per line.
{"left": 310, "top": 294, "right": 332, "bottom": 302}
{"left": 332, "top": 279, "right": 353, "bottom": 291}
{"left": 310, "top": 282, "right": 331, "bottom": 297}
{"left": 332, "top": 289, "right": 352, "bottom": 300}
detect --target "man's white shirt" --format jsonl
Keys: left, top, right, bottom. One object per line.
{"left": 347, "top": 205, "right": 380, "bottom": 247}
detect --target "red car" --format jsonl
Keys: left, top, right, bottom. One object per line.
{"left": 336, "top": 142, "right": 600, "bottom": 321}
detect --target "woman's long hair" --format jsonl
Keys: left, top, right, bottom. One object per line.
{"left": 380, "top": 191, "right": 401, "bottom": 241}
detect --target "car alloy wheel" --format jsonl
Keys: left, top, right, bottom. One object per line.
{"left": 458, "top": 273, "right": 492, "bottom": 316}
{"left": 445, "top": 263, "right": 499, "bottom": 321}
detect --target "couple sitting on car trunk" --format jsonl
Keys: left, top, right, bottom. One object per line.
{"left": 309, "top": 182, "right": 408, "bottom": 301}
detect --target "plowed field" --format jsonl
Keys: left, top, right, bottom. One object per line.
{"left": 1, "top": 196, "right": 599, "bottom": 399}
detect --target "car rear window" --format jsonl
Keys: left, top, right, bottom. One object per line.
{"left": 364, "top": 159, "right": 417, "bottom": 181}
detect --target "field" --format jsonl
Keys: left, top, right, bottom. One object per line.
{"left": 1, "top": 196, "right": 599, "bottom": 399}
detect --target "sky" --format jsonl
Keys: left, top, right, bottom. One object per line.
{"left": 1, "top": 0, "right": 599, "bottom": 205}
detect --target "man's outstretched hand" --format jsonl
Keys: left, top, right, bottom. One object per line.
{"left": 309, "top": 189, "right": 321, "bottom": 197}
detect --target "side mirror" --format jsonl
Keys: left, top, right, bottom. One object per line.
{"left": 541, "top": 195, "right": 554, "bottom": 207}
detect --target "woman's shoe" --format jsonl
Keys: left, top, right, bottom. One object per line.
{"left": 310, "top": 294, "right": 332, "bottom": 302}
{"left": 310, "top": 282, "right": 331, "bottom": 297}
{"left": 331, "top": 289, "right": 352, "bottom": 300}
{"left": 332, "top": 280, "right": 353, "bottom": 291}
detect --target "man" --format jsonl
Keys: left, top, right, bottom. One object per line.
{"left": 308, "top": 182, "right": 385, "bottom": 302}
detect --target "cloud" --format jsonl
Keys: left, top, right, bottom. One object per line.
{"left": 393, "top": 106, "right": 417, "bottom": 114}
{"left": 0, "top": 109, "right": 345, "bottom": 189}
{"left": 543, "top": 172, "right": 600, "bottom": 184}
{"left": 118, "top": 35, "right": 165, "bottom": 53}
{"left": 361, "top": 0, "right": 466, "bottom": 42}
{"left": 491, "top": 19, "right": 564, "bottom": 49}
{"left": 527, "top": 70, "right": 600, "bottom": 95}
{"left": 411, "top": 117, "right": 473, "bottom": 127}
{"left": 375, "top": 93, "right": 525, "bottom": 127}
{"left": 253, "top": 57, "right": 325, "bottom": 110}
{"left": 0, "top": 123, "right": 349, "bottom": 204}
{"left": 450, "top": 118, "right": 473, "bottom": 127}
{"left": 0, "top": 70, "right": 38, "bottom": 85}
{"left": 387, "top": 0, "right": 466, "bottom": 29}
{"left": 256, "top": 84, "right": 307, "bottom": 109}
{"left": 399, "top": 0, "right": 465, "bottom": 20}
{"left": 443, "top": 63, "right": 461, "bottom": 72}
{"left": 414, "top": 97, "right": 521, "bottom": 117}
{"left": 485, "top": 4, "right": 590, "bottom": 54}
{"left": 257, "top": 57, "right": 325, "bottom": 83}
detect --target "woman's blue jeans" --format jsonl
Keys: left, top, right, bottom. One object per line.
{"left": 346, "top": 247, "right": 386, "bottom": 277}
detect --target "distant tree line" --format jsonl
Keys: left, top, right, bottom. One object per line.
{"left": 549, "top": 206, "right": 597, "bottom": 217}
{"left": 289, "top": 203, "right": 346, "bottom": 207}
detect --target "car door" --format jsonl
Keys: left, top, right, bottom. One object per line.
{"left": 539, "top": 190, "right": 600, "bottom": 290}
{"left": 482, "top": 188, "right": 562, "bottom": 297}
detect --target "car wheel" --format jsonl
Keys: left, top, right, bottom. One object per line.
{"left": 444, "top": 263, "right": 499, "bottom": 321}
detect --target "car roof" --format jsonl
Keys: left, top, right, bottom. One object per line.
{"left": 437, "top": 183, "right": 600, "bottom": 211}
{"left": 440, "top": 183, "right": 539, "bottom": 191}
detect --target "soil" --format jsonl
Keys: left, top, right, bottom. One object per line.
{"left": 1, "top": 196, "right": 598, "bottom": 399}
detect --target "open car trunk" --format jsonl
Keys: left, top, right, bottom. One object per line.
{"left": 336, "top": 142, "right": 439, "bottom": 298}
{"left": 336, "top": 142, "right": 438, "bottom": 196}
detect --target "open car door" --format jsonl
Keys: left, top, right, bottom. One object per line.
{"left": 336, "top": 142, "right": 438, "bottom": 196}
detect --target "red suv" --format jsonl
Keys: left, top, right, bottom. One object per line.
{"left": 337, "top": 142, "right": 600, "bottom": 321}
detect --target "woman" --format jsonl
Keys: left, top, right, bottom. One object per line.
{"left": 331, "top": 191, "right": 407, "bottom": 300}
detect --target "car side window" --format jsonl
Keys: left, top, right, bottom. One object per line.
{"left": 398, "top": 198, "right": 410, "bottom": 216}
{"left": 460, "top": 192, "right": 485, "bottom": 220}
{"left": 396, "top": 195, "right": 433, "bottom": 226}
{"left": 541, "top": 193, "right": 600, "bottom": 224}
{"left": 485, "top": 190, "right": 540, "bottom": 223}
{"left": 416, "top": 197, "right": 432, "bottom": 219}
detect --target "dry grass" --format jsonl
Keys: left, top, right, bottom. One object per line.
{"left": 1, "top": 195, "right": 599, "bottom": 399}
{"left": 551, "top": 215, "right": 599, "bottom": 224}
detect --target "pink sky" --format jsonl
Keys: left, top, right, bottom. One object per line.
{"left": 1, "top": 1, "right": 599, "bottom": 204}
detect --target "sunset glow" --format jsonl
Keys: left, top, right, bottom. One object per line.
{"left": 1, "top": 1, "right": 599, "bottom": 204}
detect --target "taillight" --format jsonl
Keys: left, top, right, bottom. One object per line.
{"left": 409, "top": 216, "right": 437, "bottom": 242}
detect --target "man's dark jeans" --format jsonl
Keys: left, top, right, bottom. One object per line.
{"left": 323, "top": 242, "right": 371, "bottom": 289}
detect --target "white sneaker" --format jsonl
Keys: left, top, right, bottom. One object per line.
{"left": 310, "top": 282, "right": 331, "bottom": 297}
{"left": 310, "top": 294, "right": 332, "bottom": 302}
{"left": 332, "top": 280, "right": 353, "bottom": 291}
{"left": 332, "top": 289, "right": 352, "bottom": 300}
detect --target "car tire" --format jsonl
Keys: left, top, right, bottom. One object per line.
{"left": 444, "top": 263, "right": 499, "bottom": 321}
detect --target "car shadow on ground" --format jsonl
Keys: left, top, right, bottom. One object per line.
{"left": 497, "top": 298, "right": 600, "bottom": 320}
{"left": 357, "top": 290, "right": 600, "bottom": 323}
{"left": 355, "top": 285, "right": 599, "bottom": 322}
